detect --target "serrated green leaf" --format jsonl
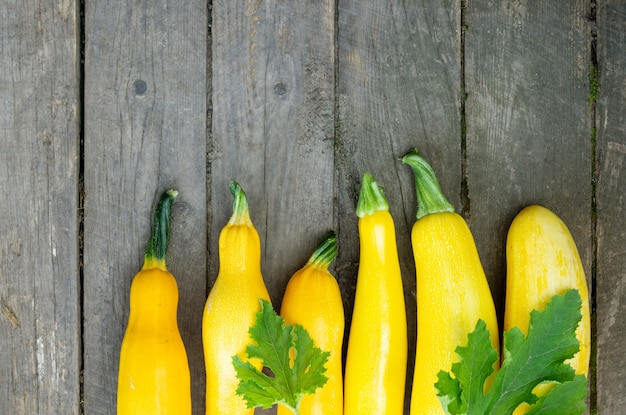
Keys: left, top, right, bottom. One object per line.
{"left": 487, "top": 289, "right": 583, "bottom": 414}
{"left": 436, "top": 370, "right": 465, "bottom": 415}
{"left": 292, "top": 324, "right": 331, "bottom": 396}
{"left": 232, "top": 299, "right": 330, "bottom": 413}
{"left": 454, "top": 319, "right": 499, "bottom": 413}
{"left": 525, "top": 375, "right": 588, "bottom": 415}
{"left": 232, "top": 356, "right": 283, "bottom": 408}
{"left": 435, "top": 289, "right": 588, "bottom": 415}
{"left": 436, "top": 319, "right": 498, "bottom": 415}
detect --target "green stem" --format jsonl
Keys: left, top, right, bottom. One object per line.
{"left": 401, "top": 148, "right": 455, "bottom": 219}
{"left": 356, "top": 172, "right": 389, "bottom": 218}
{"left": 308, "top": 230, "right": 338, "bottom": 268}
{"left": 144, "top": 189, "right": 178, "bottom": 262}
{"left": 228, "top": 180, "right": 251, "bottom": 225}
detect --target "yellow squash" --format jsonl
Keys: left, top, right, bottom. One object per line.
{"left": 202, "top": 181, "right": 271, "bottom": 415}
{"left": 117, "top": 189, "right": 191, "bottom": 415}
{"left": 343, "top": 173, "right": 407, "bottom": 415}
{"left": 278, "top": 231, "right": 344, "bottom": 415}
{"left": 401, "top": 149, "right": 500, "bottom": 415}
{"left": 504, "top": 205, "right": 591, "bottom": 415}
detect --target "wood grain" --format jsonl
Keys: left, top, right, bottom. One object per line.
{"left": 82, "top": 0, "right": 207, "bottom": 413}
{"left": 337, "top": 0, "right": 462, "bottom": 410}
{"left": 464, "top": 0, "right": 593, "bottom": 323}
{"left": 595, "top": 1, "right": 626, "bottom": 412}
{"left": 2, "top": 1, "right": 626, "bottom": 414}
{"left": 210, "top": 3, "right": 335, "bottom": 413}
{"left": 0, "top": 1, "right": 80, "bottom": 414}
{"left": 210, "top": 0, "right": 336, "bottom": 308}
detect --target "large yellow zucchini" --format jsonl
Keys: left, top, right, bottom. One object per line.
{"left": 202, "top": 181, "right": 271, "bottom": 415}
{"left": 278, "top": 231, "right": 344, "bottom": 415}
{"left": 343, "top": 173, "right": 407, "bottom": 415}
{"left": 117, "top": 189, "right": 191, "bottom": 415}
{"left": 504, "top": 205, "right": 591, "bottom": 414}
{"left": 402, "top": 149, "right": 500, "bottom": 415}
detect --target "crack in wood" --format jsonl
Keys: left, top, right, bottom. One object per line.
{"left": 1, "top": 304, "right": 20, "bottom": 329}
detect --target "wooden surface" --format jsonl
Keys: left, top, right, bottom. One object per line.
{"left": 337, "top": 2, "right": 462, "bottom": 411}
{"left": 465, "top": 0, "right": 593, "bottom": 315}
{"left": 1, "top": 1, "right": 624, "bottom": 414}
{"left": 82, "top": 0, "right": 207, "bottom": 413}
{"left": 596, "top": 1, "right": 626, "bottom": 413}
{"left": 0, "top": 1, "right": 80, "bottom": 414}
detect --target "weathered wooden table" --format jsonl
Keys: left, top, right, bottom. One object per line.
{"left": 1, "top": 1, "right": 624, "bottom": 414}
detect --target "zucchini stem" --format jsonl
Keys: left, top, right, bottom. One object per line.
{"left": 356, "top": 172, "right": 389, "bottom": 218}
{"left": 143, "top": 189, "right": 178, "bottom": 269}
{"left": 228, "top": 180, "right": 252, "bottom": 226}
{"left": 308, "top": 230, "right": 338, "bottom": 269}
{"left": 401, "top": 149, "right": 455, "bottom": 219}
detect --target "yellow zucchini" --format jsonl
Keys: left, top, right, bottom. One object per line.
{"left": 278, "top": 231, "right": 344, "bottom": 415}
{"left": 202, "top": 181, "right": 271, "bottom": 415}
{"left": 504, "top": 205, "right": 591, "bottom": 414}
{"left": 401, "top": 149, "right": 500, "bottom": 415}
{"left": 343, "top": 173, "right": 407, "bottom": 415}
{"left": 117, "top": 189, "right": 191, "bottom": 415}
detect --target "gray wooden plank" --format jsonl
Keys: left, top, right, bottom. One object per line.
{"left": 82, "top": 0, "right": 207, "bottom": 413}
{"left": 464, "top": 1, "right": 593, "bottom": 329}
{"left": 337, "top": 1, "right": 462, "bottom": 411}
{"left": 210, "top": 0, "right": 336, "bottom": 308}
{"left": 595, "top": 1, "right": 626, "bottom": 412}
{"left": 211, "top": 3, "right": 335, "bottom": 413}
{"left": 0, "top": 1, "right": 80, "bottom": 414}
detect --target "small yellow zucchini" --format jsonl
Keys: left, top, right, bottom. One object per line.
{"left": 504, "top": 205, "right": 591, "bottom": 414}
{"left": 202, "top": 181, "right": 271, "bottom": 415}
{"left": 343, "top": 173, "right": 408, "bottom": 415}
{"left": 401, "top": 149, "right": 500, "bottom": 415}
{"left": 117, "top": 189, "right": 191, "bottom": 415}
{"left": 278, "top": 231, "right": 344, "bottom": 415}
